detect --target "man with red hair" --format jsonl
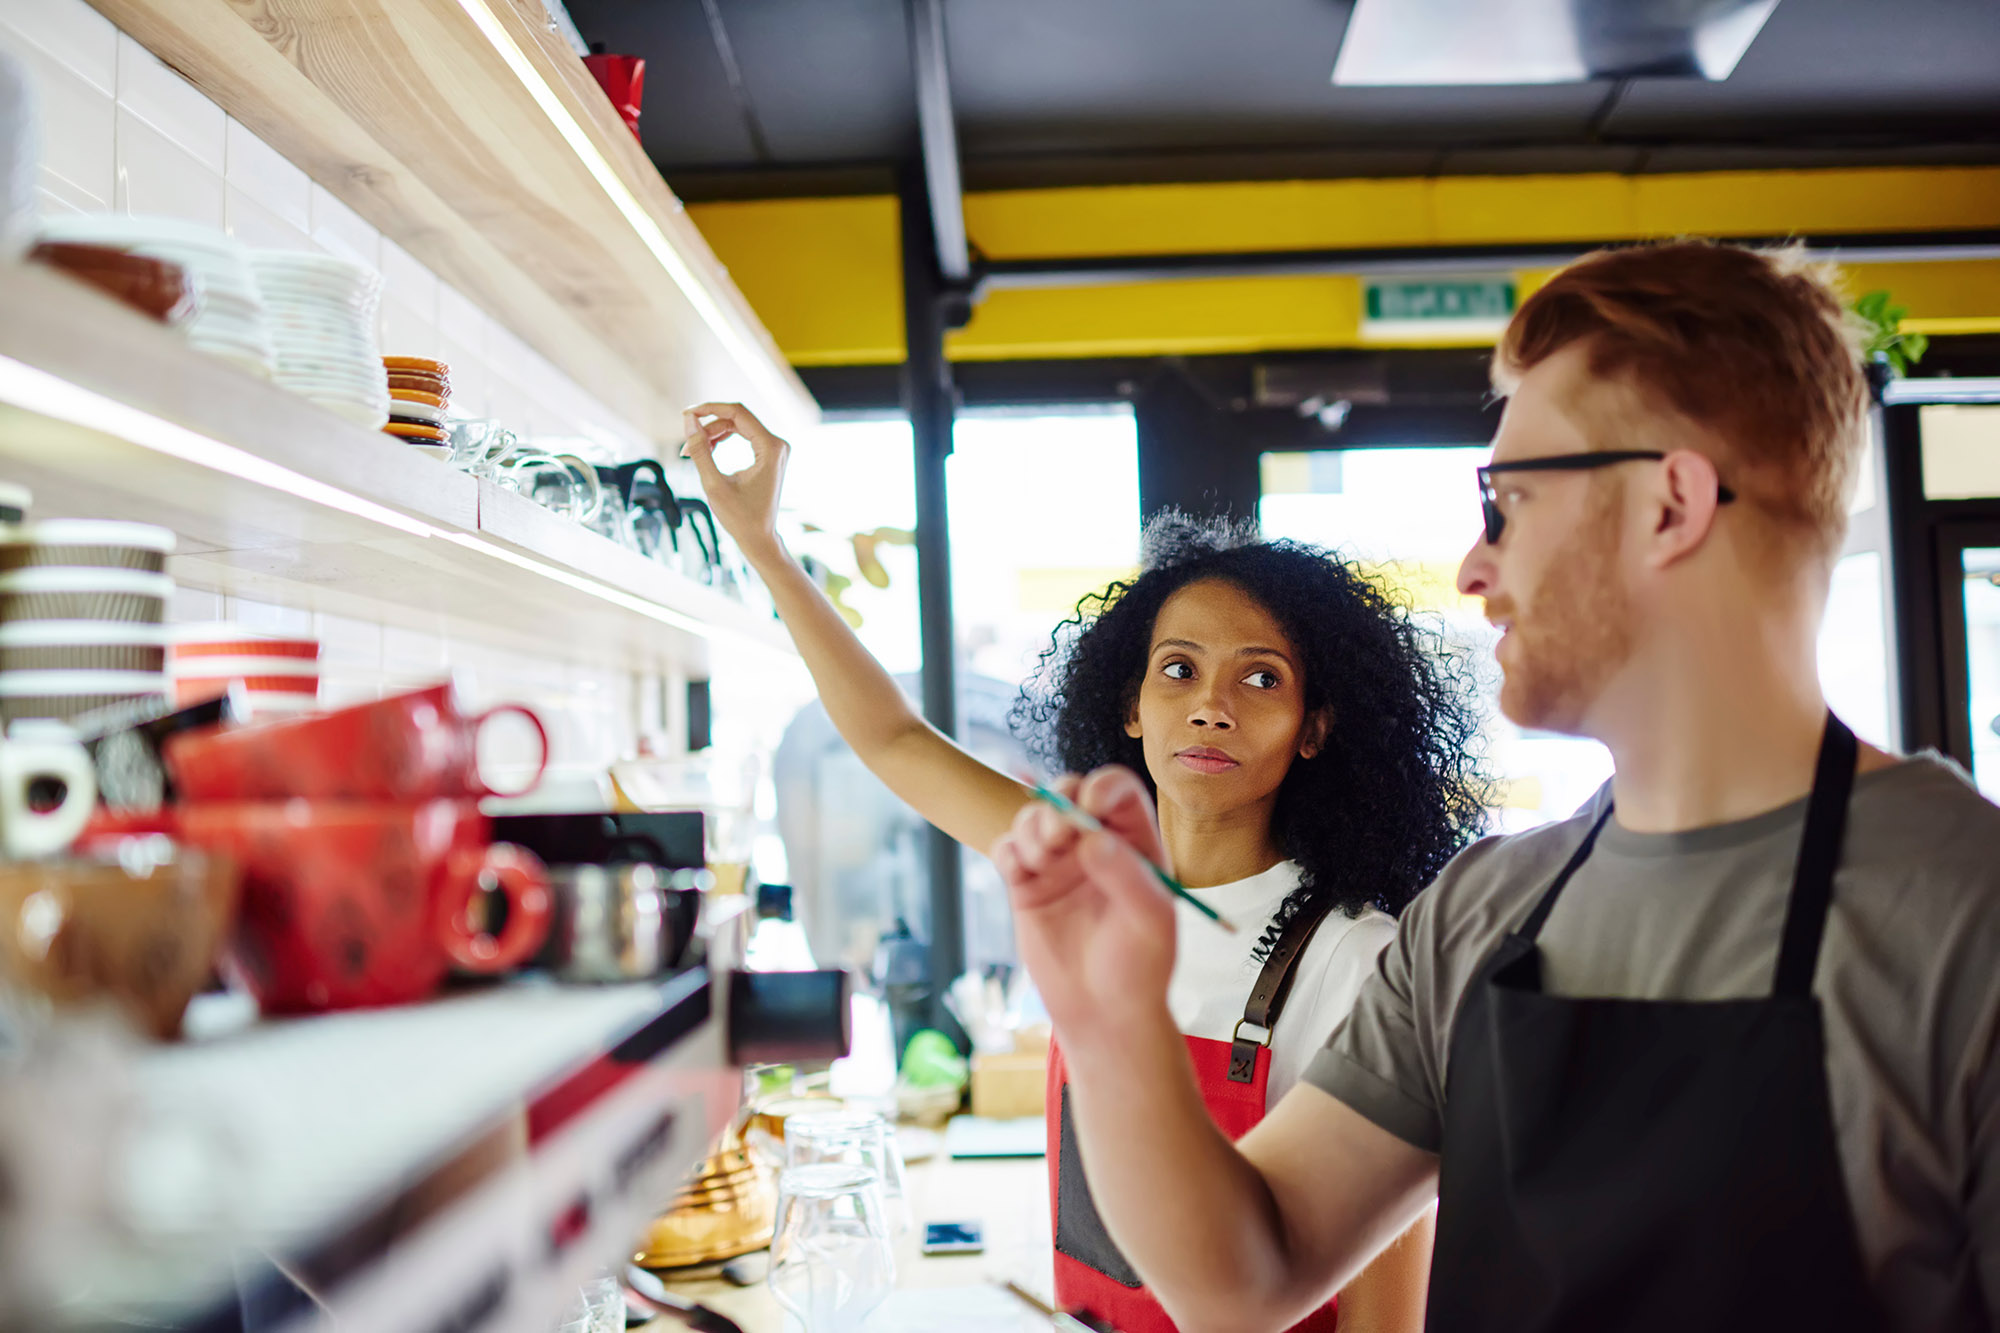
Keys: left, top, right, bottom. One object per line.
{"left": 996, "top": 241, "right": 2000, "bottom": 1333}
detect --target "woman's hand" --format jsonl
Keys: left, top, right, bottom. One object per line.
{"left": 682, "top": 401, "right": 790, "bottom": 561}
{"left": 991, "top": 766, "right": 1179, "bottom": 1050}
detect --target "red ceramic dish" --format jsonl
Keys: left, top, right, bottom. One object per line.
{"left": 32, "top": 242, "right": 196, "bottom": 325}
{"left": 164, "top": 681, "right": 547, "bottom": 802}
{"left": 177, "top": 799, "right": 550, "bottom": 1013}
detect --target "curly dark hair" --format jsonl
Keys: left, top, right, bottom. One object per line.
{"left": 1009, "top": 511, "right": 1489, "bottom": 951}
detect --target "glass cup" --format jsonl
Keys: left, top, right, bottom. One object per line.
{"left": 768, "top": 1163, "right": 896, "bottom": 1333}
{"left": 626, "top": 488, "right": 675, "bottom": 561}
{"left": 446, "top": 418, "right": 516, "bottom": 474}
{"left": 499, "top": 450, "right": 592, "bottom": 520}
{"left": 582, "top": 486, "right": 632, "bottom": 548}
{"left": 553, "top": 1274, "right": 622, "bottom": 1333}
{"left": 785, "top": 1108, "right": 912, "bottom": 1234}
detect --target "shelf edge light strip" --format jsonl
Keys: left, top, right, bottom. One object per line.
{"left": 0, "top": 357, "right": 441, "bottom": 539}
{"left": 452, "top": 0, "right": 801, "bottom": 412}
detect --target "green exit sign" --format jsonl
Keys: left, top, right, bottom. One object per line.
{"left": 1364, "top": 277, "right": 1516, "bottom": 331}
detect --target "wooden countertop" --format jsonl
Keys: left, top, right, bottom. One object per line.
{"left": 644, "top": 1149, "right": 1058, "bottom": 1333}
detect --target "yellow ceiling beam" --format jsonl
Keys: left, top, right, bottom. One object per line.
{"left": 961, "top": 166, "right": 2000, "bottom": 257}
{"left": 689, "top": 194, "right": 906, "bottom": 366}
{"left": 1841, "top": 260, "right": 2000, "bottom": 337}
{"left": 687, "top": 166, "right": 2000, "bottom": 367}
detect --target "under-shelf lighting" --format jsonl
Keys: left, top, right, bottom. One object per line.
{"left": 0, "top": 356, "right": 442, "bottom": 539}
{"left": 438, "top": 530, "right": 787, "bottom": 657}
{"left": 452, "top": 0, "right": 800, "bottom": 415}
{"left": 0, "top": 356, "right": 790, "bottom": 657}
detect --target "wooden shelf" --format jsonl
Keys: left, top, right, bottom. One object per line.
{"left": 0, "top": 264, "right": 795, "bottom": 672}
{"left": 87, "top": 0, "right": 817, "bottom": 444}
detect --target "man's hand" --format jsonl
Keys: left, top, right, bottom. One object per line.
{"left": 992, "top": 766, "right": 1179, "bottom": 1046}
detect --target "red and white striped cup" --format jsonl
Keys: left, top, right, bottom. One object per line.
{"left": 170, "top": 627, "right": 320, "bottom": 719}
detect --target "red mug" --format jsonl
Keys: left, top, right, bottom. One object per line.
{"left": 583, "top": 53, "right": 645, "bottom": 136}
{"left": 164, "top": 681, "right": 549, "bottom": 803}
{"left": 176, "top": 799, "right": 551, "bottom": 1013}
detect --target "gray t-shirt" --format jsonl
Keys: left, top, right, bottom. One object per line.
{"left": 1306, "top": 754, "right": 2000, "bottom": 1331}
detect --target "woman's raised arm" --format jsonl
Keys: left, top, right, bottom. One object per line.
{"left": 683, "top": 402, "right": 1032, "bottom": 853}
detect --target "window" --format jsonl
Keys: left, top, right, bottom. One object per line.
{"left": 1960, "top": 546, "right": 2000, "bottom": 800}
{"left": 764, "top": 410, "right": 1142, "bottom": 975}
{"left": 1262, "top": 446, "right": 1614, "bottom": 833}
{"left": 948, "top": 409, "right": 1141, "bottom": 690}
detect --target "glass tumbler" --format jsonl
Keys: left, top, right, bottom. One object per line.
{"left": 785, "top": 1108, "right": 912, "bottom": 1234}
{"left": 553, "top": 1274, "right": 622, "bottom": 1333}
{"left": 768, "top": 1163, "right": 896, "bottom": 1333}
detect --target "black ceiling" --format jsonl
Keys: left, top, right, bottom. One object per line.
{"left": 560, "top": 0, "right": 2000, "bottom": 199}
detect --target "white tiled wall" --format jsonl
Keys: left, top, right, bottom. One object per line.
{"left": 0, "top": 0, "right": 669, "bottom": 780}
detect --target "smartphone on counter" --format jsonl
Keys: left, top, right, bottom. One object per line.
{"left": 921, "top": 1220, "right": 985, "bottom": 1255}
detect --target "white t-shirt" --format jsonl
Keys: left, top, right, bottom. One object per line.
{"left": 1167, "top": 860, "right": 1397, "bottom": 1110}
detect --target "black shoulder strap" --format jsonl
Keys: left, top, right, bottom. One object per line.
{"left": 1772, "top": 714, "right": 1858, "bottom": 998}
{"left": 1228, "top": 900, "right": 1337, "bottom": 1084}
{"left": 1518, "top": 805, "right": 1615, "bottom": 944}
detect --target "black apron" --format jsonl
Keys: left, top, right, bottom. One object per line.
{"left": 1426, "top": 715, "right": 1885, "bottom": 1332}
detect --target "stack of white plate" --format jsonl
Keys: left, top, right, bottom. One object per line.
{"left": 38, "top": 215, "right": 274, "bottom": 377}
{"left": 249, "top": 252, "right": 389, "bottom": 430}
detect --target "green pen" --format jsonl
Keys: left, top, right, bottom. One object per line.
{"left": 1028, "top": 784, "right": 1238, "bottom": 934}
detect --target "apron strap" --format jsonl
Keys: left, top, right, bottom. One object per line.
{"left": 1230, "top": 898, "right": 1336, "bottom": 1083}
{"left": 1771, "top": 715, "right": 1859, "bottom": 999}
{"left": 1517, "top": 804, "right": 1616, "bottom": 945}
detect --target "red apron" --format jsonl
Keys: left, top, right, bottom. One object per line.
{"left": 1044, "top": 904, "right": 1342, "bottom": 1333}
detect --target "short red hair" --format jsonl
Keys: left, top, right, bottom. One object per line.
{"left": 1494, "top": 240, "right": 1868, "bottom": 564}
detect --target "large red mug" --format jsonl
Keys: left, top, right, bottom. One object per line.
{"left": 176, "top": 799, "right": 551, "bottom": 1013}
{"left": 164, "top": 681, "right": 549, "bottom": 802}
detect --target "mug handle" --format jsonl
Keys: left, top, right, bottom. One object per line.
{"left": 435, "top": 842, "right": 552, "bottom": 973}
{"left": 0, "top": 735, "right": 97, "bottom": 859}
{"left": 678, "top": 497, "right": 721, "bottom": 569}
{"left": 614, "top": 459, "right": 662, "bottom": 508}
{"left": 624, "top": 461, "right": 683, "bottom": 554}
{"left": 470, "top": 702, "right": 549, "bottom": 798}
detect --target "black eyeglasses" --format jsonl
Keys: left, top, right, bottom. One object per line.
{"left": 1477, "top": 451, "right": 1737, "bottom": 545}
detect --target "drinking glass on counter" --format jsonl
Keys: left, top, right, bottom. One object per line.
{"left": 785, "top": 1108, "right": 912, "bottom": 1234}
{"left": 552, "top": 1274, "right": 622, "bottom": 1333}
{"left": 768, "top": 1163, "right": 895, "bottom": 1333}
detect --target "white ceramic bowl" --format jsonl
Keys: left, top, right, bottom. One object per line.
{"left": 0, "top": 519, "right": 174, "bottom": 553}
{"left": 0, "top": 568, "right": 172, "bottom": 596}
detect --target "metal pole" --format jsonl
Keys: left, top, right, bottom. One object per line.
{"left": 898, "top": 162, "right": 966, "bottom": 1037}
{"left": 907, "top": 0, "right": 970, "bottom": 282}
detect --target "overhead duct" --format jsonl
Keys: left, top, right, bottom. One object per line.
{"left": 1332, "top": 0, "right": 1782, "bottom": 85}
